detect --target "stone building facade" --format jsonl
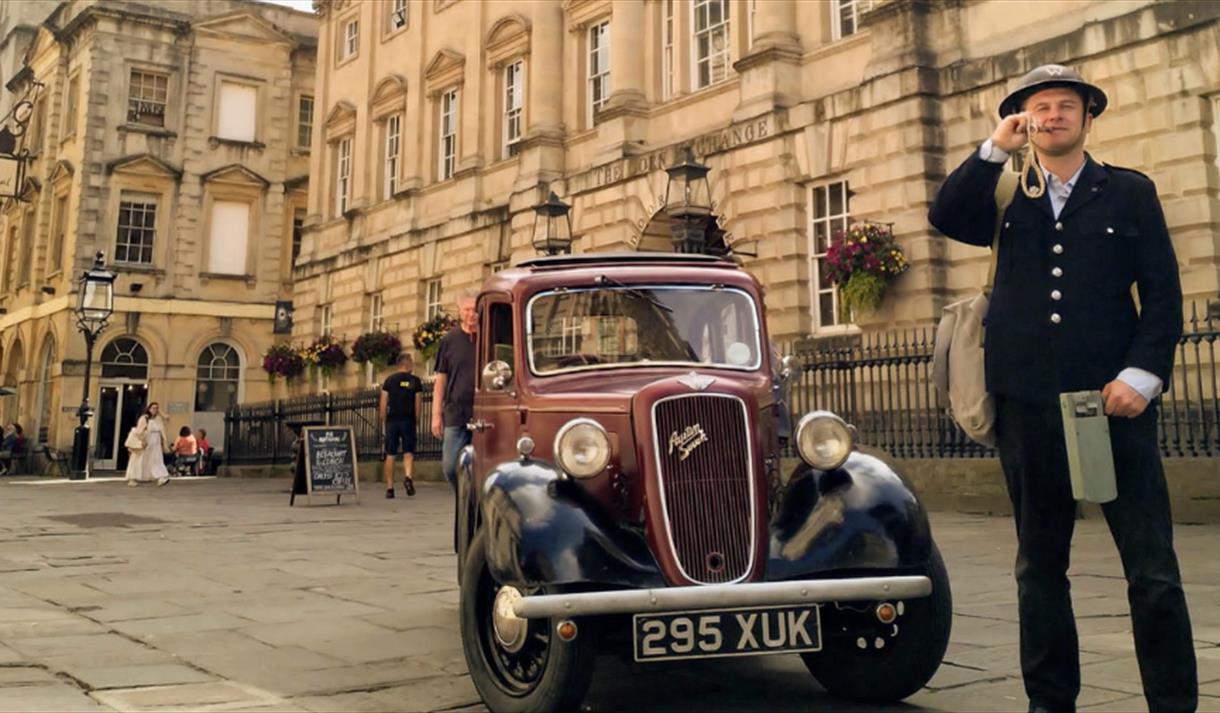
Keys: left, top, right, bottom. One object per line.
{"left": 0, "top": 0, "right": 317, "bottom": 466}
{"left": 297, "top": 0, "right": 1220, "bottom": 393}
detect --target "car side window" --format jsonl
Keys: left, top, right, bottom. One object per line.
{"left": 487, "top": 302, "right": 514, "bottom": 369}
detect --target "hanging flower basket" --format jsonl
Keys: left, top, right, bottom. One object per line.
{"left": 352, "top": 331, "right": 403, "bottom": 368}
{"left": 262, "top": 343, "right": 306, "bottom": 383}
{"left": 413, "top": 313, "right": 457, "bottom": 364}
{"left": 825, "top": 222, "right": 909, "bottom": 322}
{"left": 302, "top": 334, "right": 348, "bottom": 377}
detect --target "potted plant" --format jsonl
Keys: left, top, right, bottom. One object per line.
{"left": 302, "top": 334, "right": 348, "bottom": 377}
{"left": 825, "top": 222, "right": 909, "bottom": 321}
{"left": 352, "top": 330, "right": 403, "bottom": 368}
{"left": 413, "top": 313, "right": 457, "bottom": 364}
{"left": 262, "top": 343, "right": 306, "bottom": 383}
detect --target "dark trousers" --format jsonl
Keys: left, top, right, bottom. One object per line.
{"left": 995, "top": 395, "right": 1197, "bottom": 712}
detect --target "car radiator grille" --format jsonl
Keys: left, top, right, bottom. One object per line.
{"left": 652, "top": 394, "right": 754, "bottom": 584}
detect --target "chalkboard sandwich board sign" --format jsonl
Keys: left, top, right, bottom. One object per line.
{"left": 296, "top": 425, "right": 359, "bottom": 505}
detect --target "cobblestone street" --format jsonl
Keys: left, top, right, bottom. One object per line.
{"left": 1, "top": 477, "right": 1218, "bottom": 712}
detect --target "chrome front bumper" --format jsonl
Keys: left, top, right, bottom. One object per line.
{"left": 512, "top": 575, "right": 932, "bottom": 619}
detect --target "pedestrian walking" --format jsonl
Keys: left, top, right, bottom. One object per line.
{"left": 125, "top": 402, "right": 171, "bottom": 487}
{"left": 431, "top": 290, "right": 478, "bottom": 490}
{"left": 381, "top": 353, "right": 422, "bottom": 498}
{"left": 928, "top": 64, "right": 1196, "bottom": 713}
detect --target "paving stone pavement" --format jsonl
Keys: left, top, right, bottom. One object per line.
{"left": 0, "top": 476, "right": 1218, "bottom": 712}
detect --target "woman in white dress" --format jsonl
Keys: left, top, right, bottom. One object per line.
{"left": 125, "top": 402, "right": 170, "bottom": 487}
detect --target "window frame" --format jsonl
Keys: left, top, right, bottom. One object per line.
{"left": 385, "top": 0, "right": 408, "bottom": 35}
{"left": 369, "top": 292, "right": 385, "bottom": 332}
{"left": 48, "top": 191, "right": 69, "bottom": 277}
{"left": 438, "top": 88, "right": 459, "bottom": 181}
{"left": 383, "top": 113, "right": 401, "bottom": 200}
{"left": 832, "top": 0, "right": 873, "bottom": 41}
{"left": 339, "top": 16, "right": 360, "bottom": 64}
{"left": 215, "top": 79, "right": 260, "bottom": 144}
{"left": 502, "top": 59, "right": 524, "bottom": 160}
{"left": 661, "top": 0, "right": 675, "bottom": 100}
{"left": 61, "top": 72, "right": 80, "bottom": 142}
{"left": 691, "top": 0, "right": 732, "bottom": 91}
{"left": 297, "top": 94, "right": 314, "bottom": 150}
{"left": 320, "top": 303, "right": 333, "bottom": 337}
{"left": 114, "top": 194, "right": 159, "bottom": 266}
{"left": 205, "top": 199, "right": 253, "bottom": 276}
{"left": 586, "top": 21, "right": 610, "bottom": 128}
{"left": 194, "top": 342, "right": 243, "bottom": 413}
{"left": 425, "top": 278, "right": 443, "bottom": 320}
{"left": 808, "top": 180, "right": 854, "bottom": 333}
{"left": 334, "top": 136, "right": 352, "bottom": 216}
{"left": 127, "top": 69, "right": 169, "bottom": 127}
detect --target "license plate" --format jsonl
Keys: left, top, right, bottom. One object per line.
{"left": 632, "top": 605, "right": 822, "bottom": 662}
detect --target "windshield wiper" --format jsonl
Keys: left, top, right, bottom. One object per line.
{"left": 594, "top": 275, "right": 672, "bottom": 313}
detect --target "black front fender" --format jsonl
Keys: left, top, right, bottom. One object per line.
{"left": 766, "top": 449, "right": 934, "bottom": 581}
{"left": 479, "top": 460, "right": 665, "bottom": 589}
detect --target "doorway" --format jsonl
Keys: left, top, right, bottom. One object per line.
{"left": 94, "top": 383, "right": 148, "bottom": 471}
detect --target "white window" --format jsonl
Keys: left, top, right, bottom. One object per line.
{"left": 115, "top": 196, "right": 157, "bottom": 264}
{"left": 587, "top": 21, "right": 610, "bottom": 127}
{"left": 341, "top": 18, "right": 359, "bottom": 61}
{"left": 369, "top": 293, "right": 385, "bottom": 332}
{"left": 217, "top": 82, "right": 257, "bottom": 142}
{"left": 438, "top": 89, "right": 459, "bottom": 180}
{"left": 388, "top": 0, "right": 407, "bottom": 31}
{"left": 503, "top": 60, "right": 523, "bottom": 159}
{"left": 693, "top": 0, "right": 731, "bottom": 90}
{"left": 62, "top": 75, "right": 79, "bottom": 140}
{"left": 49, "top": 192, "right": 68, "bottom": 274}
{"left": 661, "top": 1, "right": 675, "bottom": 100}
{"left": 425, "top": 278, "right": 442, "bottom": 319}
{"left": 832, "top": 0, "right": 873, "bottom": 40}
{"left": 207, "top": 201, "right": 250, "bottom": 275}
{"left": 335, "top": 136, "right": 351, "bottom": 215}
{"left": 320, "top": 303, "right": 333, "bottom": 336}
{"left": 384, "top": 113, "right": 401, "bottom": 199}
{"left": 127, "top": 70, "right": 167, "bottom": 126}
{"left": 810, "top": 181, "right": 851, "bottom": 329}
{"left": 297, "top": 95, "right": 314, "bottom": 149}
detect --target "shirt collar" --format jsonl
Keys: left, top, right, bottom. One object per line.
{"left": 1042, "top": 157, "right": 1088, "bottom": 192}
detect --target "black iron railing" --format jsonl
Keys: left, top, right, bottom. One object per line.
{"left": 226, "top": 303, "right": 1220, "bottom": 465}
{"left": 784, "top": 300, "right": 1220, "bottom": 459}
{"left": 224, "top": 385, "right": 441, "bottom": 465}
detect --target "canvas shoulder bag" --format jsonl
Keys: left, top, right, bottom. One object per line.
{"left": 932, "top": 171, "right": 1020, "bottom": 447}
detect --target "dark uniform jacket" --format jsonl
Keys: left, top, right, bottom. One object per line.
{"left": 929, "top": 152, "right": 1182, "bottom": 403}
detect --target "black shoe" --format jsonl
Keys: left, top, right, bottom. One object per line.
{"left": 385, "top": 488, "right": 395, "bottom": 499}
{"left": 404, "top": 478, "right": 415, "bottom": 497}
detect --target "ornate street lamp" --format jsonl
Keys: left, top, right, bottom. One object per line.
{"left": 531, "top": 190, "right": 573, "bottom": 256}
{"left": 663, "top": 147, "right": 713, "bottom": 254}
{"left": 71, "top": 252, "right": 116, "bottom": 479}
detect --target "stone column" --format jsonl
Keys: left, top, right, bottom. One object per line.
{"left": 732, "top": 0, "right": 802, "bottom": 120}
{"left": 605, "top": 0, "right": 646, "bottom": 112}
{"left": 527, "top": 1, "right": 563, "bottom": 141}
{"left": 751, "top": 0, "right": 800, "bottom": 54}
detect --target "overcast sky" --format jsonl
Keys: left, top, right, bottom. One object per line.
{"left": 260, "top": 0, "right": 315, "bottom": 13}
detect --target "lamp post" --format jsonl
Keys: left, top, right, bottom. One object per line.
{"left": 663, "top": 147, "right": 713, "bottom": 254}
{"left": 71, "top": 252, "right": 116, "bottom": 479}
{"left": 531, "top": 190, "right": 573, "bottom": 256}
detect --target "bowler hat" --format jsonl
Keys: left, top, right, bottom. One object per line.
{"left": 998, "top": 64, "right": 1108, "bottom": 118}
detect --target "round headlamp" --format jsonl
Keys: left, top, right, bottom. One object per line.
{"left": 795, "top": 411, "right": 855, "bottom": 471}
{"left": 554, "top": 418, "right": 611, "bottom": 479}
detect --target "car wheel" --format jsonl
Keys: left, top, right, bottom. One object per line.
{"left": 459, "top": 529, "right": 597, "bottom": 713}
{"left": 801, "top": 545, "right": 953, "bottom": 703}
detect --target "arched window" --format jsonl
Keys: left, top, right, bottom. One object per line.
{"left": 100, "top": 338, "right": 149, "bottom": 379}
{"left": 195, "top": 343, "right": 241, "bottom": 412}
{"left": 35, "top": 337, "right": 56, "bottom": 443}
{"left": 4, "top": 340, "right": 24, "bottom": 425}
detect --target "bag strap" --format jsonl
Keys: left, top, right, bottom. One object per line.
{"left": 984, "top": 171, "right": 1020, "bottom": 294}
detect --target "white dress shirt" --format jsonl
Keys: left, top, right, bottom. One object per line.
{"left": 978, "top": 140, "right": 1163, "bottom": 402}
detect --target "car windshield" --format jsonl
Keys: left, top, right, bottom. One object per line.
{"left": 527, "top": 285, "right": 761, "bottom": 374}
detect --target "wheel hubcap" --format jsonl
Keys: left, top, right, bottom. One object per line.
{"left": 492, "top": 585, "right": 527, "bottom": 653}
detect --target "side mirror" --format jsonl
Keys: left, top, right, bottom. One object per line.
{"left": 482, "top": 360, "right": 513, "bottom": 391}
{"left": 779, "top": 355, "right": 798, "bottom": 387}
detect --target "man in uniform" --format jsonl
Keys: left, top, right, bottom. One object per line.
{"left": 929, "top": 65, "right": 1197, "bottom": 712}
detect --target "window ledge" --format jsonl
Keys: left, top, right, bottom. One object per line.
{"left": 119, "top": 123, "right": 176, "bottom": 138}
{"left": 200, "top": 272, "right": 254, "bottom": 283}
{"left": 292, "top": 147, "right": 311, "bottom": 157}
{"left": 114, "top": 263, "right": 165, "bottom": 277}
{"left": 208, "top": 136, "right": 266, "bottom": 151}
{"left": 336, "top": 54, "right": 358, "bottom": 69}
{"left": 382, "top": 25, "right": 408, "bottom": 41}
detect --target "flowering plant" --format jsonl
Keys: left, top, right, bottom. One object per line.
{"left": 302, "top": 334, "right": 348, "bottom": 376}
{"left": 413, "top": 313, "right": 457, "bottom": 363}
{"left": 262, "top": 343, "right": 306, "bottom": 383}
{"left": 824, "top": 222, "right": 909, "bottom": 321}
{"left": 352, "top": 331, "right": 403, "bottom": 368}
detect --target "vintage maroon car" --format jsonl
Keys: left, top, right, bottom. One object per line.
{"left": 456, "top": 253, "right": 950, "bottom": 712}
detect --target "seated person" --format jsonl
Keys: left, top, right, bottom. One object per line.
{"left": 0, "top": 424, "right": 25, "bottom": 474}
{"left": 196, "top": 429, "right": 211, "bottom": 475}
{"left": 172, "top": 426, "right": 198, "bottom": 456}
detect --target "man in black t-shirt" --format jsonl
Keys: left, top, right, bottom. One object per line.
{"left": 380, "top": 353, "right": 422, "bottom": 499}
{"left": 432, "top": 291, "right": 478, "bottom": 490}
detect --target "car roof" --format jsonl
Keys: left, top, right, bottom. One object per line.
{"left": 482, "top": 252, "right": 757, "bottom": 298}
{"left": 516, "top": 252, "right": 733, "bottom": 269}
